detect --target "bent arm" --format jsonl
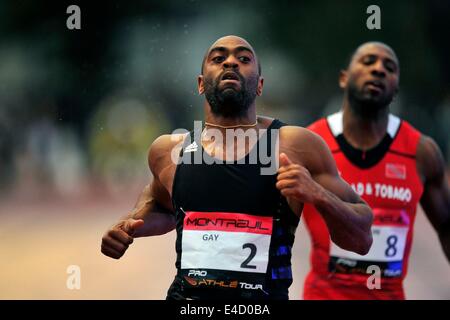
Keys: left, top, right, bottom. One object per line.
{"left": 119, "top": 134, "right": 184, "bottom": 238}
{"left": 125, "top": 179, "right": 176, "bottom": 238}
{"left": 281, "top": 126, "right": 373, "bottom": 255}
{"left": 418, "top": 136, "right": 450, "bottom": 262}
{"left": 101, "top": 135, "right": 181, "bottom": 259}
{"left": 312, "top": 172, "right": 373, "bottom": 255}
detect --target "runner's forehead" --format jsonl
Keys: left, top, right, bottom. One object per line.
{"left": 207, "top": 37, "right": 256, "bottom": 56}
{"left": 352, "top": 43, "right": 398, "bottom": 65}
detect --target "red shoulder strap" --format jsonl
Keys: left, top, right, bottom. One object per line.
{"left": 307, "top": 118, "right": 340, "bottom": 152}
{"left": 390, "top": 120, "right": 421, "bottom": 157}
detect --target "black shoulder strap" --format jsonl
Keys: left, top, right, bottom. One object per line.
{"left": 260, "top": 119, "right": 286, "bottom": 160}
{"left": 270, "top": 119, "right": 287, "bottom": 129}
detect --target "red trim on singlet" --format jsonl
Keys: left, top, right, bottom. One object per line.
{"left": 183, "top": 211, "right": 273, "bottom": 234}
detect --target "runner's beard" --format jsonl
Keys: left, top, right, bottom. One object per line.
{"left": 347, "top": 79, "right": 394, "bottom": 117}
{"left": 204, "top": 73, "right": 258, "bottom": 118}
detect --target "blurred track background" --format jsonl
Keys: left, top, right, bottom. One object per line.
{"left": 0, "top": 0, "right": 449, "bottom": 299}
{"left": 1, "top": 192, "right": 449, "bottom": 299}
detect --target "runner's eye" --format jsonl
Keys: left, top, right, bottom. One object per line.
{"left": 362, "top": 55, "right": 376, "bottom": 65}
{"left": 212, "top": 56, "right": 226, "bottom": 63}
{"left": 384, "top": 61, "right": 396, "bottom": 73}
{"left": 239, "top": 56, "right": 251, "bottom": 63}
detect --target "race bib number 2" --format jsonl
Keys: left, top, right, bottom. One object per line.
{"left": 181, "top": 211, "right": 273, "bottom": 273}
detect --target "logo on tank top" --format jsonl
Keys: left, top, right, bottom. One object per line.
{"left": 184, "top": 141, "right": 198, "bottom": 153}
{"left": 385, "top": 163, "right": 406, "bottom": 180}
{"left": 350, "top": 182, "right": 412, "bottom": 203}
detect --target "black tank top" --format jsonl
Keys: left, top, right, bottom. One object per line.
{"left": 167, "top": 119, "right": 299, "bottom": 300}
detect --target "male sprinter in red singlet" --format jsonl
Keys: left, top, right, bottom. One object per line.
{"left": 100, "top": 35, "right": 373, "bottom": 300}
{"left": 303, "top": 42, "right": 450, "bottom": 300}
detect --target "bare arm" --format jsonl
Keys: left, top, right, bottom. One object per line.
{"left": 418, "top": 136, "right": 450, "bottom": 262}
{"left": 101, "top": 134, "right": 182, "bottom": 259}
{"left": 125, "top": 179, "right": 176, "bottom": 238}
{"left": 278, "top": 126, "right": 373, "bottom": 255}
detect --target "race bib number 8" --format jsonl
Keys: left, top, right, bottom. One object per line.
{"left": 181, "top": 211, "right": 273, "bottom": 273}
{"left": 329, "top": 208, "right": 410, "bottom": 277}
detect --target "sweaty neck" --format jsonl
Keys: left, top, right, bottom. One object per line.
{"left": 342, "top": 98, "right": 390, "bottom": 151}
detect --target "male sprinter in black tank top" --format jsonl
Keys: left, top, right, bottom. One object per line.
{"left": 101, "top": 35, "right": 374, "bottom": 300}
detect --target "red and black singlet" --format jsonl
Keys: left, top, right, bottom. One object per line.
{"left": 303, "top": 111, "right": 424, "bottom": 300}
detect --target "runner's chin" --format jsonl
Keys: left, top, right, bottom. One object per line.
{"left": 219, "top": 81, "right": 241, "bottom": 92}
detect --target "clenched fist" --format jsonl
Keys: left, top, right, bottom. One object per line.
{"left": 276, "top": 152, "right": 324, "bottom": 205}
{"left": 101, "top": 218, "right": 144, "bottom": 259}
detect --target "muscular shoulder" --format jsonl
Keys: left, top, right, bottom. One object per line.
{"left": 148, "top": 133, "right": 188, "bottom": 177}
{"left": 417, "top": 135, "right": 446, "bottom": 184}
{"left": 279, "top": 125, "right": 336, "bottom": 175}
{"left": 279, "top": 125, "right": 330, "bottom": 156}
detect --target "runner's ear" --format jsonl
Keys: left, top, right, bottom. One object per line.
{"left": 198, "top": 75, "right": 205, "bottom": 95}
